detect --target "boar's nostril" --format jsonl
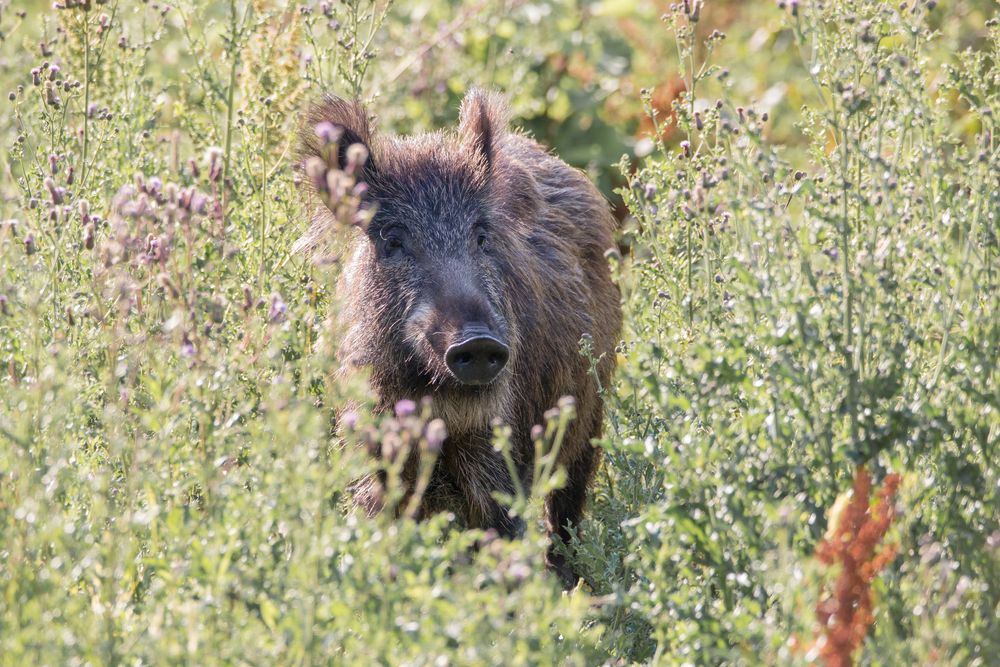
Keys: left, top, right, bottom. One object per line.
{"left": 445, "top": 334, "right": 509, "bottom": 386}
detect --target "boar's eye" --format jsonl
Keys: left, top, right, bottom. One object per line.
{"left": 475, "top": 230, "right": 488, "bottom": 252}
{"left": 378, "top": 230, "right": 405, "bottom": 260}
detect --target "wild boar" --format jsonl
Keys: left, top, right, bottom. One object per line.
{"left": 299, "top": 89, "right": 622, "bottom": 584}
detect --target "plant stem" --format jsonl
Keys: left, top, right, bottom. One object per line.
{"left": 222, "top": 0, "right": 244, "bottom": 213}
{"left": 839, "top": 112, "right": 859, "bottom": 449}
{"left": 82, "top": 10, "right": 90, "bottom": 185}
{"left": 259, "top": 111, "right": 267, "bottom": 281}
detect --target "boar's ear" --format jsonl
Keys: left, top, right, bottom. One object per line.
{"left": 459, "top": 88, "right": 509, "bottom": 172}
{"left": 300, "top": 95, "right": 377, "bottom": 184}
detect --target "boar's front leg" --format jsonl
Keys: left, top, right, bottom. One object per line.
{"left": 443, "top": 434, "right": 524, "bottom": 538}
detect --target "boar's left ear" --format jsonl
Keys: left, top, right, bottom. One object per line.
{"left": 459, "top": 88, "right": 509, "bottom": 171}
{"left": 300, "top": 95, "right": 378, "bottom": 184}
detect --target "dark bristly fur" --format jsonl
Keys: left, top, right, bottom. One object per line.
{"left": 299, "top": 88, "right": 622, "bottom": 586}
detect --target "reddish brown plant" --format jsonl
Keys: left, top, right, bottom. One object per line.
{"left": 812, "top": 467, "right": 901, "bottom": 667}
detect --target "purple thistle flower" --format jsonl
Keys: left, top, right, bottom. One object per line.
{"left": 268, "top": 293, "right": 287, "bottom": 323}
{"left": 314, "top": 121, "right": 343, "bottom": 146}
{"left": 206, "top": 147, "right": 223, "bottom": 183}
{"left": 395, "top": 399, "right": 417, "bottom": 418}
{"left": 341, "top": 410, "right": 359, "bottom": 431}
{"left": 424, "top": 418, "right": 447, "bottom": 453}
{"left": 189, "top": 192, "right": 208, "bottom": 215}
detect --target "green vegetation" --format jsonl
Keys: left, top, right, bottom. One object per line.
{"left": 1, "top": 1, "right": 997, "bottom": 664}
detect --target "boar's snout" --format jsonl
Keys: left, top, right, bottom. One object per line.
{"left": 445, "top": 326, "right": 509, "bottom": 386}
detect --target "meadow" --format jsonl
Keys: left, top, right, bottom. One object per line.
{"left": 0, "top": 0, "right": 997, "bottom": 664}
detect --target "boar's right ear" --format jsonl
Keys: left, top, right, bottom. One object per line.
{"left": 459, "top": 88, "right": 510, "bottom": 172}
{"left": 300, "top": 95, "right": 377, "bottom": 184}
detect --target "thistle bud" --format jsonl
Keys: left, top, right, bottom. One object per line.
{"left": 242, "top": 285, "right": 253, "bottom": 312}
{"left": 345, "top": 143, "right": 369, "bottom": 175}
{"left": 395, "top": 399, "right": 417, "bottom": 418}
{"left": 206, "top": 147, "right": 223, "bottom": 183}
{"left": 44, "top": 177, "right": 64, "bottom": 205}
{"left": 314, "top": 121, "right": 342, "bottom": 146}
{"left": 557, "top": 395, "right": 576, "bottom": 410}
{"left": 305, "top": 157, "right": 328, "bottom": 193}
{"left": 424, "top": 418, "right": 447, "bottom": 454}
{"left": 44, "top": 81, "right": 60, "bottom": 107}
{"left": 268, "top": 292, "right": 287, "bottom": 323}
